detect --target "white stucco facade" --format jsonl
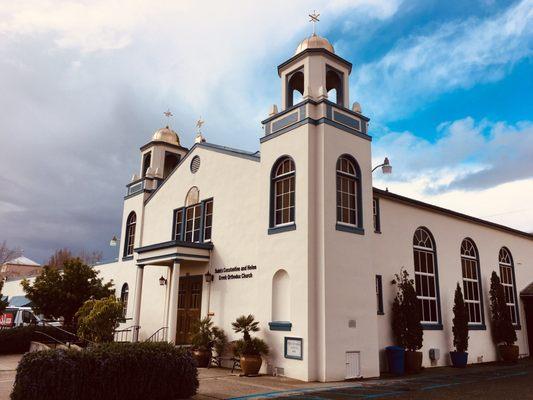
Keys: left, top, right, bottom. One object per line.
{"left": 4, "top": 33, "right": 532, "bottom": 383}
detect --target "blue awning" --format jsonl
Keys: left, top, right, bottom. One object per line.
{"left": 8, "top": 296, "right": 32, "bottom": 307}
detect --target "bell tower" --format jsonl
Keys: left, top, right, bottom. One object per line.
{"left": 280, "top": 33, "right": 351, "bottom": 110}
{"left": 259, "top": 16, "right": 378, "bottom": 382}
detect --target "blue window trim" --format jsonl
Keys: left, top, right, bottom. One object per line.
{"left": 171, "top": 198, "right": 214, "bottom": 244}
{"left": 468, "top": 324, "right": 487, "bottom": 331}
{"left": 421, "top": 323, "right": 443, "bottom": 331}
{"left": 123, "top": 211, "right": 137, "bottom": 258}
{"left": 268, "top": 224, "right": 296, "bottom": 235}
{"left": 269, "top": 155, "right": 296, "bottom": 232}
{"left": 413, "top": 227, "right": 443, "bottom": 329}
{"left": 499, "top": 246, "right": 521, "bottom": 329}
{"left": 335, "top": 154, "right": 363, "bottom": 233}
{"left": 335, "top": 223, "right": 364, "bottom": 235}
{"left": 284, "top": 337, "right": 303, "bottom": 360}
{"left": 376, "top": 275, "right": 384, "bottom": 315}
{"left": 269, "top": 321, "right": 292, "bottom": 331}
{"left": 373, "top": 197, "right": 381, "bottom": 233}
{"left": 460, "top": 238, "right": 486, "bottom": 328}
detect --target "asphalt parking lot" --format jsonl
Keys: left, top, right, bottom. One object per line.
{"left": 227, "top": 360, "right": 533, "bottom": 399}
{"left": 1, "top": 354, "right": 532, "bottom": 399}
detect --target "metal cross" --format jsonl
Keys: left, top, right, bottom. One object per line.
{"left": 164, "top": 109, "right": 173, "bottom": 119}
{"left": 196, "top": 117, "right": 205, "bottom": 132}
{"left": 309, "top": 10, "right": 320, "bottom": 35}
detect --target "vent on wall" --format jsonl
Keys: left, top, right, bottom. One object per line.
{"left": 190, "top": 155, "right": 201, "bottom": 173}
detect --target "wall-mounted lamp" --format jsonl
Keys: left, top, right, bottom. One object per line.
{"left": 109, "top": 235, "right": 119, "bottom": 247}
{"left": 205, "top": 271, "right": 214, "bottom": 283}
{"left": 159, "top": 276, "right": 167, "bottom": 286}
{"left": 372, "top": 157, "right": 392, "bottom": 175}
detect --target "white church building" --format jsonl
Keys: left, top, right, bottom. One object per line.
{"left": 5, "top": 32, "right": 533, "bottom": 382}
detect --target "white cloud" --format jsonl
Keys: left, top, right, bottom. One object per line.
{"left": 373, "top": 117, "right": 533, "bottom": 232}
{"left": 352, "top": 0, "right": 533, "bottom": 120}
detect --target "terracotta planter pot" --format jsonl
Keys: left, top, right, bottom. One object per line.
{"left": 450, "top": 351, "right": 468, "bottom": 368}
{"left": 498, "top": 344, "right": 519, "bottom": 363}
{"left": 240, "top": 354, "right": 262, "bottom": 376}
{"left": 404, "top": 350, "right": 423, "bottom": 373}
{"left": 193, "top": 349, "right": 212, "bottom": 368}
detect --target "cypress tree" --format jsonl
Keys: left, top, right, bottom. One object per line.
{"left": 452, "top": 283, "right": 469, "bottom": 353}
{"left": 489, "top": 271, "right": 516, "bottom": 346}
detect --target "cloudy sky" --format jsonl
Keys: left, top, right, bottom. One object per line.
{"left": 1, "top": 0, "right": 532, "bottom": 264}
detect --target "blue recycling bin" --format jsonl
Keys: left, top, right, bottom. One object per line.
{"left": 386, "top": 346, "right": 405, "bottom": 375}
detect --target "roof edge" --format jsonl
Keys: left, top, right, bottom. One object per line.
{"left": 373, "top": 187, "right": 533, "bottom": 241}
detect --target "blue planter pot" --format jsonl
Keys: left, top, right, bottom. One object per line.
{"left": 450, "top": 351, "right": 468, "bottom": 368}
{"left": 386, "top": 346, "right": 405, "bottom": 375}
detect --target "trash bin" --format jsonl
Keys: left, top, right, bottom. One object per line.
{"left": 386, "top": 346, "right": 405, "bottom": 375}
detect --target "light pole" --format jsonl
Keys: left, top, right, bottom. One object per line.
{"left": 372, "top": 157, "right": 392, "bottom": 174}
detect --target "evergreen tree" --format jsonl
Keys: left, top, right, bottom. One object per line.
{"left": 22, "top": 258, "right": 114, "bottom": 328}
{"left": 489, "top": 271, "right": 516, "bottom": 346}
{"left": 392, "top": 269, "right": 423, "bottom": 351}
{"left": 452, "top": 283, "right": 469, "bottom": 353}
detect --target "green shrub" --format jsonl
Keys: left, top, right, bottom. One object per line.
{"left": 11, "top": 342, "right": 198, "bottom": 400}
{"left": 452, "top": 283, "right": 469, "bottom": 353}
{"left": 76, "top": 296, "right": 124, "bottom": 343}
{"left": 0, "top": 326, "right": 77, "bottom": 354}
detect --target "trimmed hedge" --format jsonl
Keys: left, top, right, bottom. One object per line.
{"left": 0, "top": 326, "right": 77, "bottom": 354}
{"left": 11, "top": 342, "right": 198, "bottom": 400}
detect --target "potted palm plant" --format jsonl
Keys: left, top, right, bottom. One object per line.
{"left": 489, "top": 271, "right": 518, "bottom": 363}
{"left": 450, "top": 283, "right": 469, "bottom": 367}
{"left": 392, "top": 269, "right": 423, "bottom": 373}
{"left": 232, "top": 315, "right": 269, "bottom": 376}
{"left": 190, "top": 316, "right": 227, "bottom": 368}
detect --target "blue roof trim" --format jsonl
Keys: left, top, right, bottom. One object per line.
{"left": 145, "top": 141, "right": 260, "bottom": 205}
{"left": 199, "top": 142, "right": 260, "bottom": 160}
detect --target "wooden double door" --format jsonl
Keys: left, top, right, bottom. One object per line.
{"left": 176, "top": 275, "right": 203, "bottom": 345}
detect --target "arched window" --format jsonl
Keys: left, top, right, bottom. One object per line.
{"left": 272, "top": 269, "right": 290, "bottom": 322}
{"left": 499, "top": 247, "right": 519, "bottom": 325}
{"left": 336, "top": 155, "right": 362, "bottom": 228}
{"left": 120, "top": 283, "right": 129, "bottom": 318}
{"left": 271, "top": 157, "right": 295, "bottom": 228}
{"left": 413, "top": 227, "right": 441, "bottom": 326}
{"left": 286, "top": 70, "right": 304, "bottom": 108}
{"left": 124, "top": 212, "right": 136, "bottom": 257}
{"left": 460, "top": 238, "right": 484, "bottom": 326}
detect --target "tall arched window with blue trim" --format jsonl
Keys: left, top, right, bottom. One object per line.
{"left": 336, "top": 155, "right": 362, "bottom": 229}
{"left": 120, "top": 283, "right": 129, "bottom": 318}
{"left": 499, "top": 247, "right": 519, "bottom": 326}
{"left": 124, "top": 212, "right": 136, "bottom": 257}
{"left": 461, "top": 238, "right": 484, "bottom": 327}
{"left": 271, "top": 157, "right": 295, "bottom": 228}
{"left": 413, "top": 227, "right": 441, "bottom": 327}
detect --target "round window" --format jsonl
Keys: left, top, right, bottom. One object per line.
{"left": 190, "top": 155, "right": 201, "bottom": 173}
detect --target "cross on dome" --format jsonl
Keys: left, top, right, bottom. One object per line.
{"left": 309, "top": 10, "right": 320, "bottom": 35}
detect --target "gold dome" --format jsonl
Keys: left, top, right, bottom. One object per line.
{"left": 152, "top": 126, "right": 180, "bottom": 146}
{"left": 295, "top": 33, "right": 334, "bottom": 55}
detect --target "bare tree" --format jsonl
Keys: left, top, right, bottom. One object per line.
{"left": 0, "top": 241, "right": 22, "bottom": 265}
{"left": 47, "top": 248, "right": 103, "bottom": 269}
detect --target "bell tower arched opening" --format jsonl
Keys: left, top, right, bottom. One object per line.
{"left": 326, "top": 67, "right": 344, "bottom": 107}
{"left": 286, "top": 69, "right": 304, "bottom": 108}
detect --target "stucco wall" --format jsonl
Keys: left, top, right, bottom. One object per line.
{"left": 374, "top": 196, "right": 533, "bottom": 370}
